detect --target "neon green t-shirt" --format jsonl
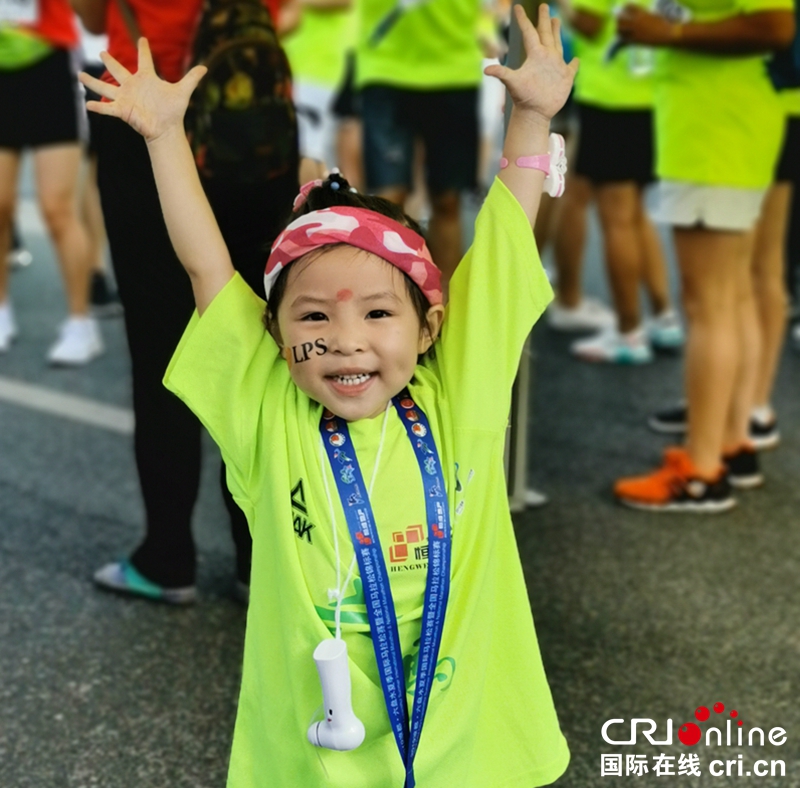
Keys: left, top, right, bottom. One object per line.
{"left": 654, "top": 0, "right": 793, "bottom": 187}
{"left": 571, "top": 0, "right": 655, "bottom": 109}
{"left": 164, "top": 178, "right": 569, "bottom": 788}
{"left": 780, "top": 87, "right": 800, "bottom": 117}
{"left": 355, "top": 0, "right": 483, "bottom": 89}
{"left": 283, "top": 8, "right": 355, "bottom": 89}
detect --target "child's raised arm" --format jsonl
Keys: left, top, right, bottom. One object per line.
{"left": 485, "top": 4, "right": 578, "bottom": 226}
{"left": 80, "top": 39, "right": 234, "bottom": 315}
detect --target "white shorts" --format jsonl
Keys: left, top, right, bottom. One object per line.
{"left": 650, "top": 181, "right": 767, "bottom": 232}
{"left": 293, "top": 81, "right": 337, "bottom": 164}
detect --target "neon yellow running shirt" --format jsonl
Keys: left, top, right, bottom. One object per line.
{"left": 165, "top": 178, "right": 570, "bottom": 788}
{"left": 571, "top": 0, "right": 655, "bottom": 109}
{"left": 354, "top": 0, "right": 483, "bottom": 89}
{"left": 653, "top": 0, "right": 793, "bottom": 187}
{"left": 282, "top": 8, "right": 354, "bottom": 89}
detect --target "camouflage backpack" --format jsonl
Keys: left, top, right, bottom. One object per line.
{"left": 185, "top": 0, "right": 299, "bottom": 183}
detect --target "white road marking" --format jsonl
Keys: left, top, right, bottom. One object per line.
{"left": 0, "top": 376, "right": 133, "bottom": 435}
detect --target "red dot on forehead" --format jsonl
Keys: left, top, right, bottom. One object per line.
{"left": 336, "top": 289, "right": 353, "bottom": 302}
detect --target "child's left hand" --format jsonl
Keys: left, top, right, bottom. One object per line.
{"left": 484, "top": 4, "right": 578, "bottom": 127}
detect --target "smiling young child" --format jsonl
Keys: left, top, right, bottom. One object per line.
{"left": 80, "top": 6, "right": 577, "bottom": 786}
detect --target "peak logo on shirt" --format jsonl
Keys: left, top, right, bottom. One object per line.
{"left": 291, "top": 479, "right": 316, "bottom": 544}
{"left": 389, "top": 524, "right": 428, "bottom": 570}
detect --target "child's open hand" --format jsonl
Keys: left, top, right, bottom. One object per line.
{"left": 79, "top": 39, "right": 207, "bottom": 143}
{"left": 484, "top": 4, "right": 578, "bottom": 126}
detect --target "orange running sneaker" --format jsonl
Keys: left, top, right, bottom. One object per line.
{"left": 614, "top": 447, "right": 735, "bottom": 513}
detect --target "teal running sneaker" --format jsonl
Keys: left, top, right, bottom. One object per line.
{"left": 647, "top": 309, "right": 685, "bottom": 351}
{"left": 93, "top": 560, "right": 197, "bottom": 605}
{"left": 571, "top": 325, "right": 653, "bottom": 364}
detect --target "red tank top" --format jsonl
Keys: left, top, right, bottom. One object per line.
{"left": 23, "top": 0, "right": 78, "bottom": 50}
{"left": 102, "top": 0, "right": 284, "bottom": 85}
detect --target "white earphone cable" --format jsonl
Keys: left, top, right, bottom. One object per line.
{"left": 319, "top": 400, "right": 392, "bottom": 640}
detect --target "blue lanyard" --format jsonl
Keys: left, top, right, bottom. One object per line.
{"left": 320, "top": 389, "right": 451, "bottom": 787}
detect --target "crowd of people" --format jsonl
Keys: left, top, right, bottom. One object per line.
{"left": 0, "top": 0, "right": 798, "bottom": 785}
{"left": 542, "top": 0, "right": 799, "bottom": 514}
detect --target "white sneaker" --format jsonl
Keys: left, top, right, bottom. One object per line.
{"left": 571, "top": 325, "right": 653, "bottom": 364}
{"left": 0, "top": 302, "right": 17, "bottom": 353}
{"left": 8, "top": 248, "right": 33, "bottom": 269}
{"left": 548, "top": 297, "right": 616, "bottom": 332}
{"left": 647, "top": 308, "right": 684, "bottom": 350}
{"left": 47, "top": 316, "right": 104, "bottom": 366}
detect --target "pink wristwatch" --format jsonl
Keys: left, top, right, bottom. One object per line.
{"left": 499, "top": 133, "right": 567, "bottom": 198}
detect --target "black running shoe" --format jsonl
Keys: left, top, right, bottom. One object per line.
{"left": 723, "top": 444, "right": 764, "bottom": 489}
{"left": 648, "top": 404, "right": 687, "bottom": 434}
{"left": 90, "top": 271, "right": 123, "bottom": 318}
{"left": 749, "top": 416, "right": 780, "bottom": 451}
{"left": 649, "top": 403, "right": 780, "bottom": 450}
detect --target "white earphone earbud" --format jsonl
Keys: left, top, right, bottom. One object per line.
{"left": 307, "top": 639, "right": 365, "bottom": 751}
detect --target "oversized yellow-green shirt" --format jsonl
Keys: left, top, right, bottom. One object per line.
{"left": 653, "top": 0, "right": 793, "bottom": 187}
{"left": 165, "top": 179, "right": 569, "bottom": 788}
{"left": 780, "top": 86, "right": 800, "bottom": 117}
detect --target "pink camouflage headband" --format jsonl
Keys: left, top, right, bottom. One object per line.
{"left": 264, "top": 205, "right": 443, "bottom": 306}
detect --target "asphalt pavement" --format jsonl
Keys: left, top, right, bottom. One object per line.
{"left": 1, "top": 169, "right": 799, "bottom": 788}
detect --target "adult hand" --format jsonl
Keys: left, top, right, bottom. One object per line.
{"left": 484, "top": 4, "right": 578, "bottom": 128}
{"left": 617, "top": 5, "right": 675, "bottom": 46}
{"left": 79, "top": 38, "right": 207, "bottom": 143}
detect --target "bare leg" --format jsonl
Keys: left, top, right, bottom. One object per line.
{"left": 336, "top": 118, "right": 364, "bottom": 191}
{"left": 34, "top": 144, "right": 92, "bottom": 315}
{"left": 403, "top": 140, "right": 429, "bottom": 225}
{"left": 80, "top": 155, "right": 108, "bottom": 273}
{"left": 677, "top": 227, "right": 755, "bottom": 476}
{"left": 595, "top": 182, "right": 643, "bottom": 332}
{"left": 299, "top": 157, "right": 326, "bottom": 185}
{"left": 552, "top": 173, "right": 592, "bottom": 307}
{"left": 428, "top": 189, "right": 462, "bottom": 293}
{"left": 534, "top": 192, "right": 559, "bottom": 254}
{"left": 640, "top": 210, "right": 671, "bottom": 316}
{"left": 0, "top": 150, "right": 21, "bottom": 304}
{"left": 376, "top": 186, "right": 409, "bottom": 207}
{"left": 723, "top": 245, "right": 761, "bottom": 451}
{"left": 751, "top": 183, "right": 792, "bottom": 410}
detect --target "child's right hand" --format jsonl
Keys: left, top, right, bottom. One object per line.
{"left": 484, "top": 4, "right": 578, "bottom": 127}
{"left": 79, "top": 38, "right": 207, "bottom": 144}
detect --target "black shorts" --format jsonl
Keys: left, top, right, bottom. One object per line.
{"left": 0, "top": 48, "right": 86, "bottom": 150}
{"left": 82, "top": 61, "right": 105, "bottom": 156}
{"left": 361, "top": 84, "right": 479, "bottom": 194}
{"left": 776, "top": 115, "right": 800, "bottom": 183}
{"left": 550, "top": 90, "right": 577, "bottom": 137}
{"left": 574, "top": 102, "right": 654, "bottom": 185}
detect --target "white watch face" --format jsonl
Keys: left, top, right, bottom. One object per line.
{"left": 654, "top": 0, "right": 693, "bottom": 23}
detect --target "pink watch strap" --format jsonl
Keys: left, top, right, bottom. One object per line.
{"left": 498, "top": 134, "right": 567, "bottom": 198}
{"left": 499, "top": 155, "right": 551, "bottom": 176}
